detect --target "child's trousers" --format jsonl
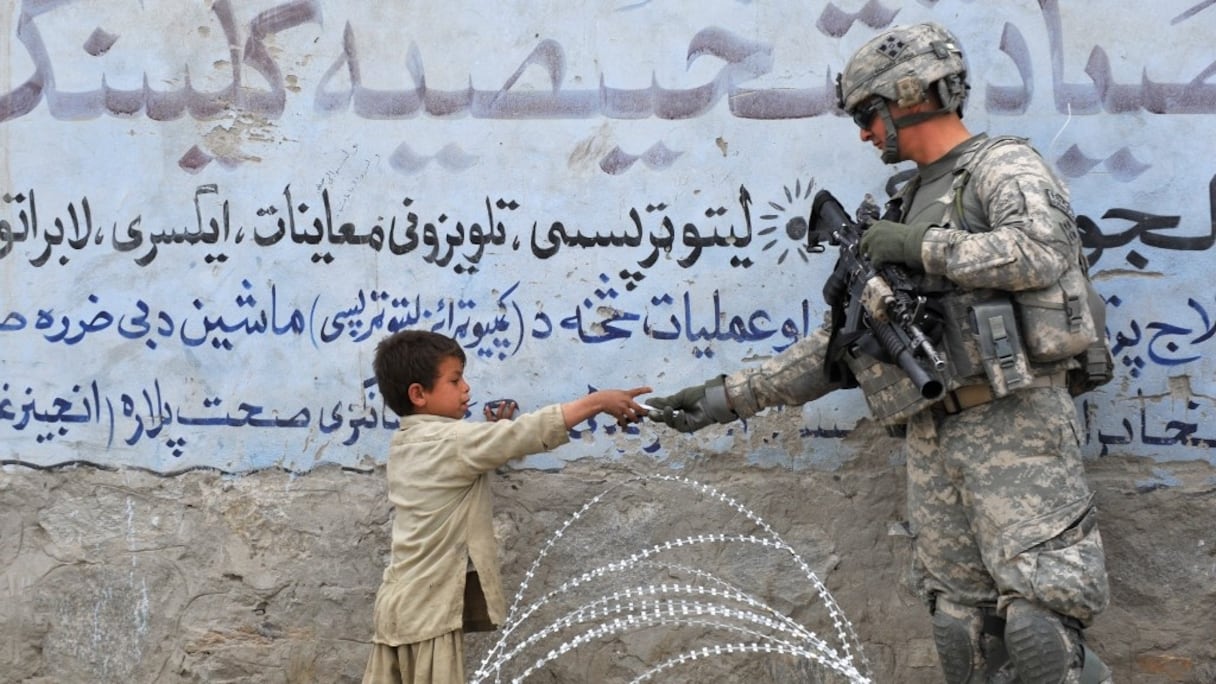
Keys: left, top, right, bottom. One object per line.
{"left": 362, "top": 629, "right": 465, "bottom": 684}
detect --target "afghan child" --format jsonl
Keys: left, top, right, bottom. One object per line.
{"left": 362, "top": 329, "right": 651, "bottom": 683}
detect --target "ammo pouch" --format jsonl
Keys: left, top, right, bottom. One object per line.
{"left": 970, "top": 298, "right": 1033, "bottom": 398}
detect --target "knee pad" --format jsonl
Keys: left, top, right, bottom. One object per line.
{"left": 931, "top": 598, "right": 984, "bottom": 684}
{"left": 1004, "top": 599, "right": 1078, "bottom": 684}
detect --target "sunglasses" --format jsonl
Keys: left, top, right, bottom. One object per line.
{"left": 852, "top": 98, "right": 883, "bottom": 129}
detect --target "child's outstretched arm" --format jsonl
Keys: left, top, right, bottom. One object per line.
{"left": 560, "top": 387, "right": 651, "bottom": 427}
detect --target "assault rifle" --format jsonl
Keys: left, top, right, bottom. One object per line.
{"left": 805, "top": 190, "right": 946, "bottom": 400}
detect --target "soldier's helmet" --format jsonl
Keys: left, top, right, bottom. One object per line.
{"left": 836, "top": 22, "right": 969, "bottom": 119}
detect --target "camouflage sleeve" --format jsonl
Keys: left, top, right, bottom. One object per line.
{"left": 920, "top": 140, "right": 1080, "bottom": 291}
{"left": 722, "top": 319, "right": 843, "bottom": 419}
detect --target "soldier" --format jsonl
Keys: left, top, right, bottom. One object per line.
{"left": 647, "top": 22, "right": 1114, "bottom": 684}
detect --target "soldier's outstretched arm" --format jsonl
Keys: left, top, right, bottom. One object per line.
{"left": 648, "top": 321, "right": 845, "bottom": 432}
{"left": 724, "top": 323, "right": 844, "bottom": 418}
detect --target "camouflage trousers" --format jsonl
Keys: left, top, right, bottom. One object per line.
{"left": 904, "top": 386, "right": 1109, "bottom": 624}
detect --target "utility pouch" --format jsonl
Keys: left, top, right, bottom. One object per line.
{"left": 1014, "top": 265, "right": 1097, "bottom": 362}
{"left": 1071, "top": 342, "right": 1114, "bottom": 396}
{"left": 970, "top": 299, "right": 1032, "bottom": 398}
{"left": 1069, "top": 280, "right": 1115, "bottom": 395}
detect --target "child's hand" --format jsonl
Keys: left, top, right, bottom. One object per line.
{"left": 483, "top": 399, "right": 518, "bottom": 422}
{"left": 599, "top": 386, "right": 653, "bottom": 425}
{"left": 559, "top": 387, "right": 651, "bottom": 429}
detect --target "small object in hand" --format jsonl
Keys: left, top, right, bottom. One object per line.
{"left": 637, "top": 402, "right": 679, "bottom": 416}
{"left": 483, "top": 399, "right": 518, "bottom": 421}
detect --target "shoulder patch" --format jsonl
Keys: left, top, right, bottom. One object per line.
{"left": 1045, "top": 188, "right": 1074, "bottom": 219}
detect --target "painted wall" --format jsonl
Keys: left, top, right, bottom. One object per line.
{"left": 3, "top": 0, "right": 1215, "bottom": 475}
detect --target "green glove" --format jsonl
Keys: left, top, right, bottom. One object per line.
{"left": 646, "top": 376, "right": 736, "bottom": 433}
{"left": 860, "top": 220, "right": 930, "bottom": 267}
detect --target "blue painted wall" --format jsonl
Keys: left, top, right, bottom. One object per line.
{"left": 2, "top": 0, "right": 1213, "bottom": 473}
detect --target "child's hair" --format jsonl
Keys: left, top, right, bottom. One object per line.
{"left": 373, "top": 330, "right": 467, "bottom": 417}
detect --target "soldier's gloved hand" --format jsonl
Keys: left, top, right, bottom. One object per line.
{"left": 646, "top": 376, "right": 736, "bottom": 433}
{"left": 860, "top": 220, "right": 930, "bottom": 268}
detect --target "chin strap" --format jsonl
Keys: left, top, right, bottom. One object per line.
{"left": 874, "top": 103, "right": 901, "bottom": 163}
{"left": 875, "top": 99, "right": 957, "bottom": 164}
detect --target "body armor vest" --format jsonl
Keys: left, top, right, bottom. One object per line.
{"left": 845, "top": 136, "right": 1110, "bottom": 426}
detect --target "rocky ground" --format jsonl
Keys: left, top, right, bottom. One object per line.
{"left": 2, "top": 419, "right": 1214, "bottom": 682}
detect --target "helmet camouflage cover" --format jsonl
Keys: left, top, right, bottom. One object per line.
{"left": 836, "top": 22, "right": 969, "bottom": 117}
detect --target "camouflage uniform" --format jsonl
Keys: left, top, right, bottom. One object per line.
{"left": 657, "top": 22, "right": 1113, "bottom": 684}
{"left": 903, "top": 134, "right": 1108, "bottom": 624}
{"left": 723, "top": 132, "right": 1111, "bottom": 684}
